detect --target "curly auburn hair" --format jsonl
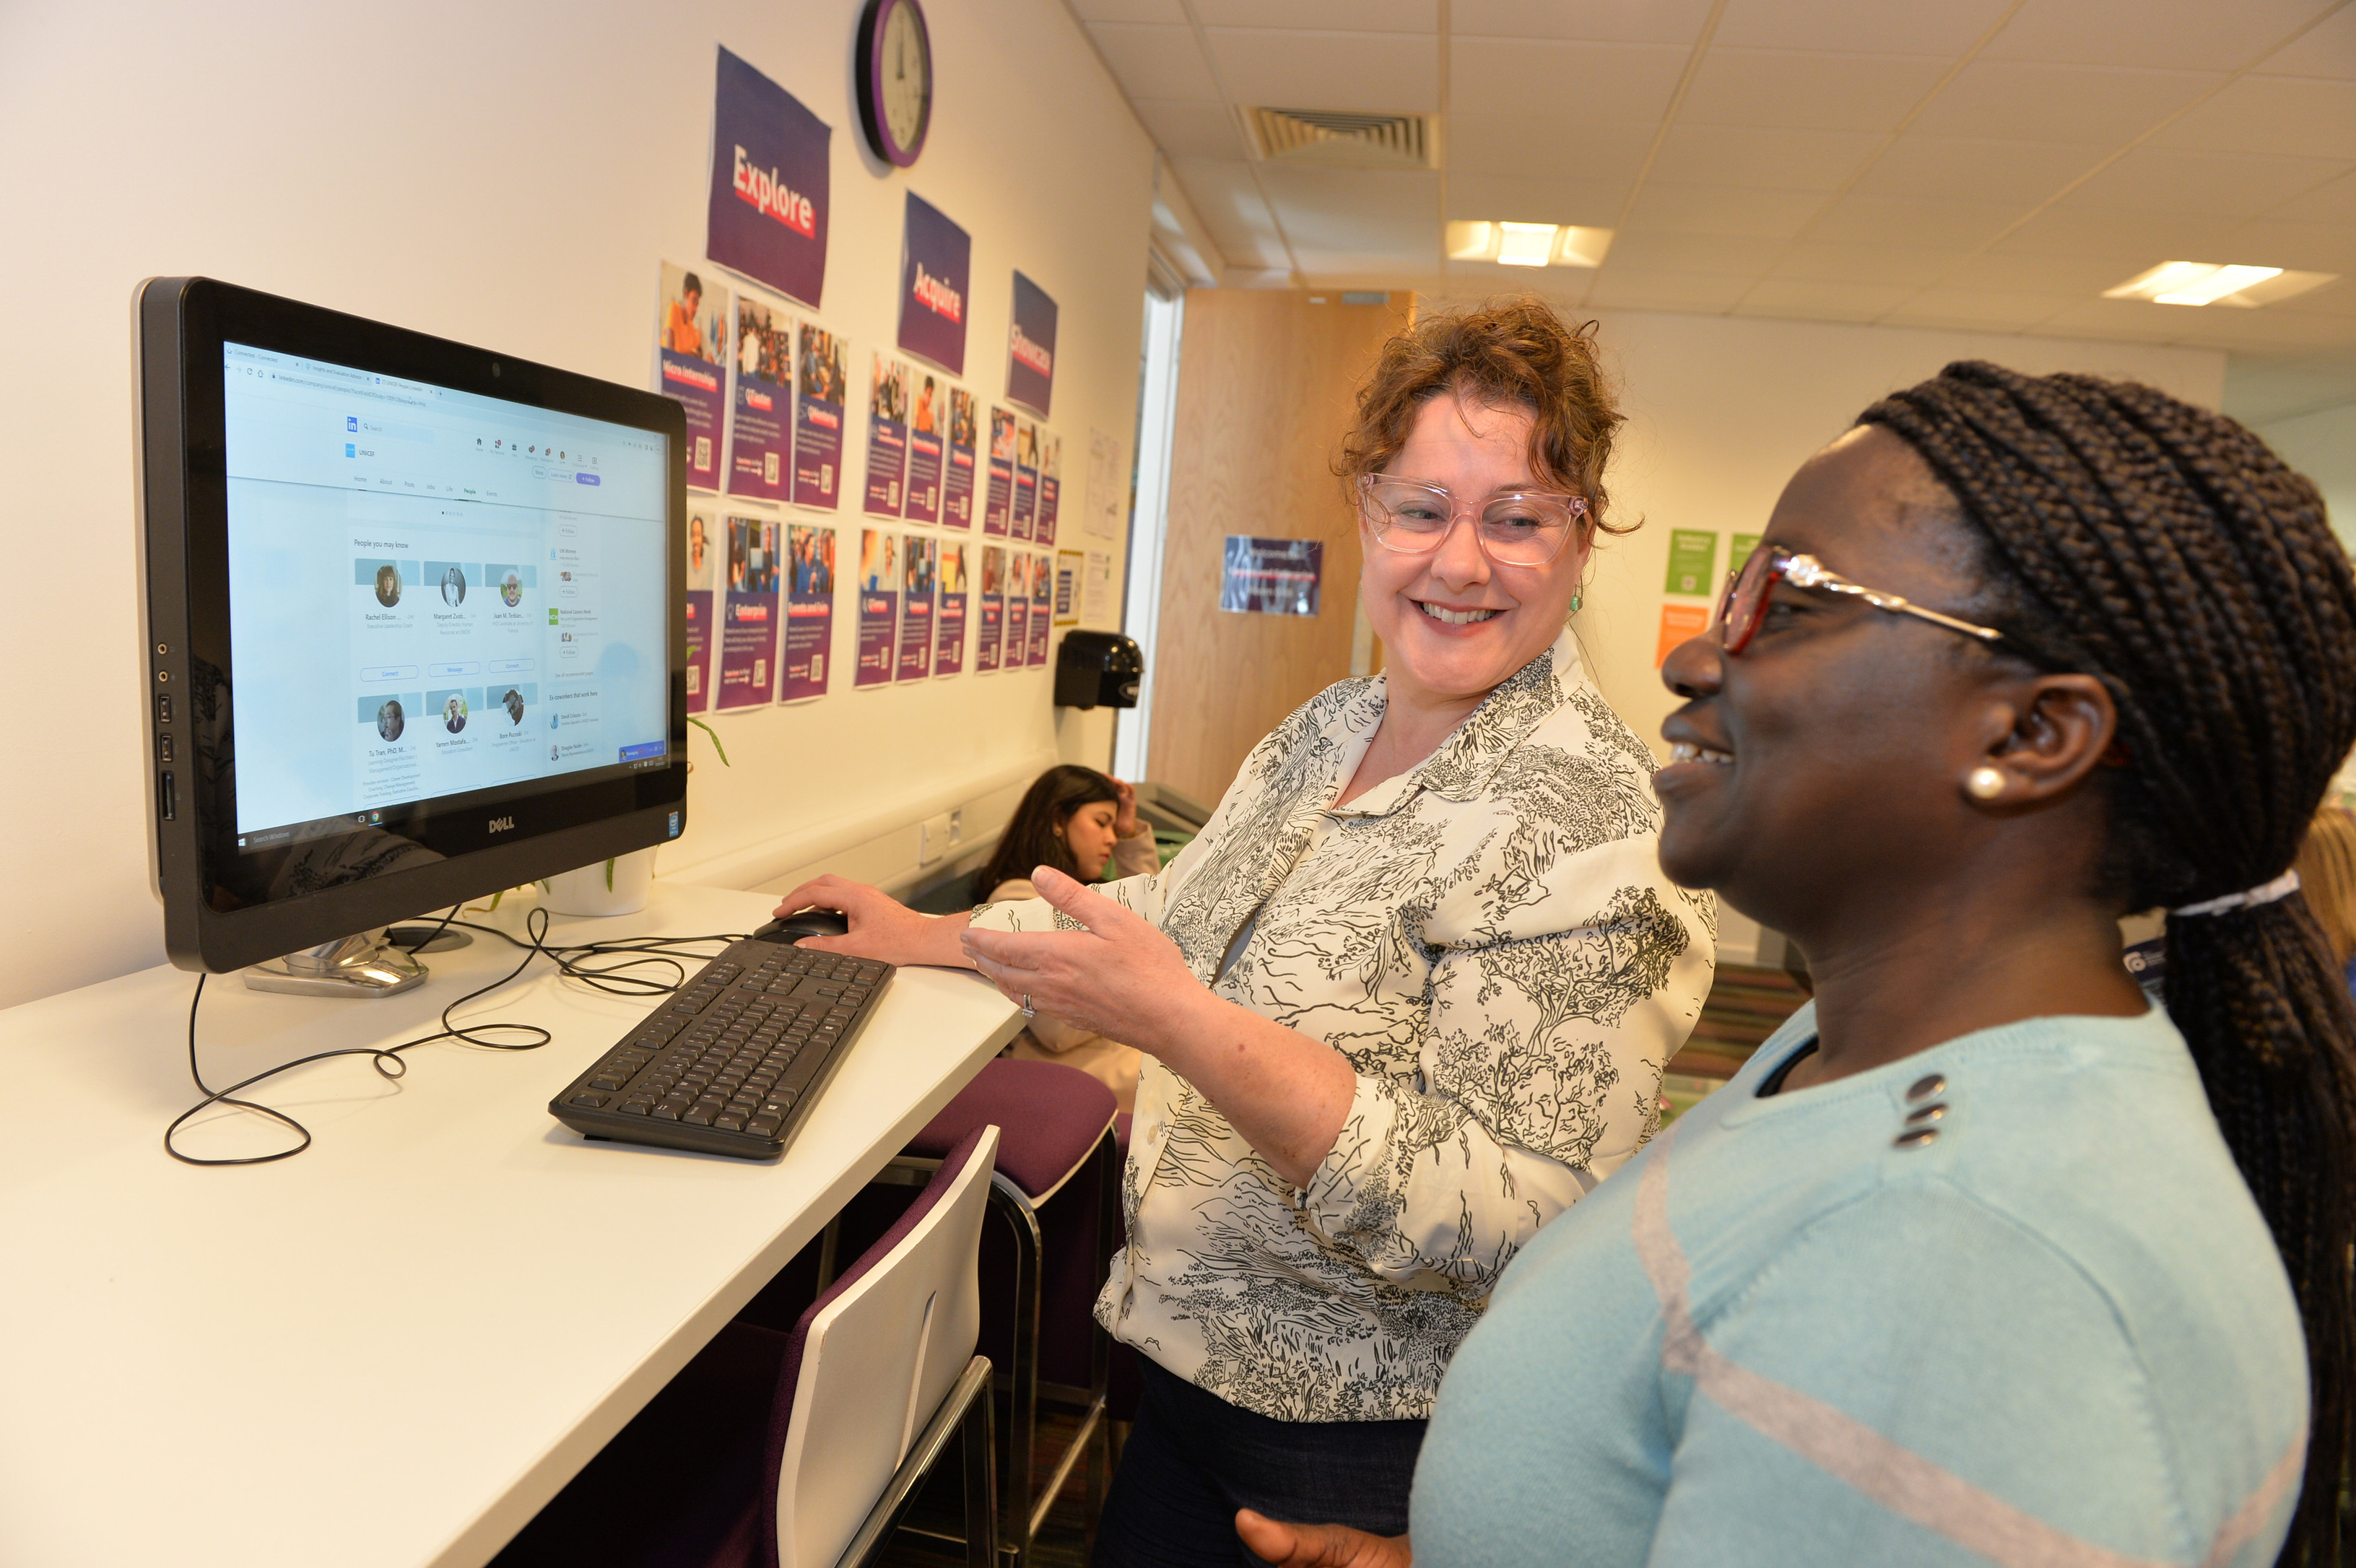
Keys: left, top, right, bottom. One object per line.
{"left": 1336, "top": 297, "right": 1631, "bottom": 536}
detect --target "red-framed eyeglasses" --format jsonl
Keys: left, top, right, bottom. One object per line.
{"left": 1713, "top": 540, "right": 2006, "bottom": 655}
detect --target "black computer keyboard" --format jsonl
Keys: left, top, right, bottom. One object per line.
{"left": 548, "top": 937, "right": 892, "bottom": 1159}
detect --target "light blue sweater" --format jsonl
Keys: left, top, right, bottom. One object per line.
{"left": 1412, "top": 1003, "right": 2308, "bottom": 1567}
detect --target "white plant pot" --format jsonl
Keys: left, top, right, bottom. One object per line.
{"left": 542, "top": 848, "right": 656, "bottom": 918}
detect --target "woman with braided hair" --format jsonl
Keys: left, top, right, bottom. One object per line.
{"left": 1243, "top": 362, "right": 2355, "bottom": 1568}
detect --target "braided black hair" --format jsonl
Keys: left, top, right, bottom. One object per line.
{"left": 1862, "top": 362, "right": 2356, "bottom": 1566}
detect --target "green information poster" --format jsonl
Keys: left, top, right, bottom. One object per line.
{"left": 1664, "top": 529, "right": 1718, "bottom": 597}
{"left": 1730, "top": 533, "right": 1760, "bottom": 580}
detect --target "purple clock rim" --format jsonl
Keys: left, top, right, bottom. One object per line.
{"left": 866, "top": 0, "right": 932, "bottom": 167}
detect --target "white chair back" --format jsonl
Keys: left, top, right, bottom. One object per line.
{"left": 773, "top": 1124, "right": 998, "bottom": 1568}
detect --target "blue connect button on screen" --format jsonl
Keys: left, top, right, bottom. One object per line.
{"left": 576, "top": 471, "right": 599, "bottom": 485}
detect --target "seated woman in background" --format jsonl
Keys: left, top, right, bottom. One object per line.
{"left": 1246, "top": 362, "right": 2354, "bottom": 1567}
{"left": 972, "top": 765, "right": 1160, "bottom": 1110}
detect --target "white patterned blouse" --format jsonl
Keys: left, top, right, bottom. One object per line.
{"left": 970, "top": 630, "right": 1716, "bottom": 1422}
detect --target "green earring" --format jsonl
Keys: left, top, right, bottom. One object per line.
{"left": 1570, "top": 592, "right": 1583, "bottom": 613}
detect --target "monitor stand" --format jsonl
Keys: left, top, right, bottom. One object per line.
{"left": 243, "top": 931, "right": 428, "bottom": 998}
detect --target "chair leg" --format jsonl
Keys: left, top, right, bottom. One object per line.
{"left": 988, "top": 1172, "right": 1043, "bottom": 1568}
{"left": 965, "top": 1373, "right": 999, "bottom": 1568}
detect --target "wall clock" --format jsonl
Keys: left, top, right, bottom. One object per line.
{"left": 856, "top": 0, "right": 932, "bottom": 168}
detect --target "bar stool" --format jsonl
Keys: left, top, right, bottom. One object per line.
{"left": 871, "top": 1058, "right": 1120, "bottom": 1567}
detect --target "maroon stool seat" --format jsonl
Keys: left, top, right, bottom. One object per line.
{"left": 884, "top": 1058, "right": 1120, "bottom": 1565}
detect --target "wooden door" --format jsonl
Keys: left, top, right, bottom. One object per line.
{"left": 1144, "top": 289, "right": 1413, "bottom": 806}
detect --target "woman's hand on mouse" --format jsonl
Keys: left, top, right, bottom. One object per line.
{"left": 769, "top": 876, "right": 973, "bottom": 969}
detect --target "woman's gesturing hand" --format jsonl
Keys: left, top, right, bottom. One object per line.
{"left": 769, "top": 875, "right": 972, "bottom": 970}
{"left": 1233, "top": 1511, "right": 1410, "bottom": 1568}
{"left": 957, "top": 865, "right": 1201, "bottom": 1050}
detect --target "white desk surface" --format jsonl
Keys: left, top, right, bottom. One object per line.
{"left": 0, "top": 882, "right": 1023, "bottom": 1567}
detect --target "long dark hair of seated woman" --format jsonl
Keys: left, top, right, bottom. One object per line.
{"left": 971, "top": 765, "right": 1123, "bottom": 902}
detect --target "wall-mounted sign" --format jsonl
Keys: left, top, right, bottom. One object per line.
{"left": 1664, "top": 528, "right": 1718, "bottom": 598}
{"left": 1007, "top": 271, "right": 1057, "bottom": 417}
{"left": 897, "top": 192, "right": 970, "bottom": 375}
{"left": 1220, "top": 536, "right": 1322, "bottom": 617}
{"left": 1656, "top": 604, "right": 1708, "bottom": 667}
{"left": 708, "top": 46, "right": 831, "bottom": 309}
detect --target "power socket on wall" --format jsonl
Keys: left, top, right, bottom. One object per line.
{"left": 918, "top": 811, "right": 955, "bottom": 867}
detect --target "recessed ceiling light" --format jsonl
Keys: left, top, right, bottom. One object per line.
{"left": 2102, "top": 260, "right": 2335, "bottom": 308}
{"left": 1446, "top": 222, "right": 1614, "bottom": 269}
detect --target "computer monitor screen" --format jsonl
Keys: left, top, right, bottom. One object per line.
{"left": 140, "top": 278, "right": 690, "bottom": 974}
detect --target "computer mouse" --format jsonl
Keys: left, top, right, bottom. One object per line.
{"left": 754, "top": 908, "right": 851, "bottom": 943}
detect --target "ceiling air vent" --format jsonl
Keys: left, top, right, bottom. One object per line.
{"left": 1240, "top": 108, "right": 1440, "bottom": 170}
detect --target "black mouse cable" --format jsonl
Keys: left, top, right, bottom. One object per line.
{"left": 165, "top": 905, "right": 563, "bottom": 1167}
{"left": 438, "top": 919, "right": 751, "bottom": 998}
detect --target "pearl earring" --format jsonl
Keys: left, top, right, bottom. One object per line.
{"left": 1965, "top": 765, "right": 2007, "bottom": 801}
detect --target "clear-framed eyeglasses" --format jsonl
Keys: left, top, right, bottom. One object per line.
{"left": 1357, "top": 474, "right": 1589, "bottom": 567}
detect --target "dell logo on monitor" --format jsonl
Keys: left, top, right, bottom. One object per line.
{"left": 487, "top": 816, "right": 515, "bottom": 833}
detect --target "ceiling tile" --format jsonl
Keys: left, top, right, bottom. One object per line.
{"left": 2264, "top": 170, "right": 2356, "bottom": 223}
{"left": 1087, "top": 22, "right": 1222, "bottom": 100}
{"left": 1938, "top": 251, "right": 2156, "bottom": 295}
{"left": 1595, "top": 230, "right": 1791, "bottom": 276}
{"left": 1448, "top": 174, "right": 1633, "bottom": 226}
{"left": 1766, "top": 242, "right": 1968, "bottom": 286}
{"left": 1713, "top": 0, "right": 2018, "bottom": 56}
{"left": 1624, "top": 183, "right": 1828, "bottom": 238}
{"left": 1908, "top": 62, "right": 2222, "bottom": 144}
{"left": 2217, "top": 216, "right": 2356, "bottom": 271}
{"left": 1982, "top": 0, "right": 2340, "bottom": 74}
{"left": 1679, "top": 51, "right": 1953, "bottom": 133}
{"left": 1876, "top": 289, "right": 2078, "bottom": 331}
{"left": 1646, "top": 124, "right": 1887, "bottom": 192}
{"left": 1191, "top": 0, "right": 1433, "bottom": 30}
{"left": 1988, "top": 204, "right": 2222, "bottom": 258}
{"left": 1734, "top": 277, "right": 1919, "bottom": 322}
{"left": 1427, "top": 264, "right": 1602, "bottom": 303}
{"left": 2066, "top": 147, "right": 2353, "bottom": 219}
{"left": 1448, "top": 40, "right": 1691, "bottom": 124}
{"left": 1203, "top": 28, "right": 1439, "bottom": 113}
{"left": 1448, "top": 118, "right": 1655, "bottom": 186}
{"left": 1847, "top": 136, "right": 2113, "bottom": 206}
{"left": 1132, "top": 99, "right": 1245, "bottom": 160}
{"left": 1585, "top": 269, "right": 1755, "bottom": 311}
{"left": 2254, "top": 5, "right": 2356, "bottom": 81}
{"left": 1069, "top": 0, "right": 1188, "bottom": 22}
{"left": 1256, "top": 165, "right": 1440, "bottom": 230}
{"left": 2270, "top": 278, "right": 2356, "bottom": 316}
{"left": 1801, "top": 193, "right": 2030, "bottom": 248}
{"left": 2147, "top": 75, "right": 2356, "bottom": 157}
{"left": 1451, "top": 0, "right": 1718, "bottom": 45}
{"left": 1168, "top": 157, "right": 1283, "bottom": 245}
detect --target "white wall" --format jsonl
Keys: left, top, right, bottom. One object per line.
{"left": 2251, "top": 402, "right": 2356, "bottom": 558}
{"left": 0, "top": 0, "right": 1156, "bottom": 1009}
{"left": 1424, "top": 300, "right": 2226, "bottom": 962}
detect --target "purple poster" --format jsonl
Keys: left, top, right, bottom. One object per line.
{"left": 1007, "top": 271, "right": 1058, "bottom": 418}
{"left": 942, "top": 388, "right": 978, "bottom": 528}
{"left": 855, "top": 528, "right": 899, "bottom": 689}
{"left": 718, "top": 515, "right": 781, "bottom": 709}
{"left": 782, "top": 522, "right": 834, "bottom": 702}
{"left": 1027, "top": 550, "right": 1053, "bottom": 667}
{"left": 897, "top": 191, "right": 970, "bottom": 376}
{"left": 977, "top": 546, "right": 1005, "bottom": 673}
{"left": 727, "top": 295, "right": 793, "bottom": 501}
{"left": 684, "top": 504, "right": 720, "bottom": 713}
{"left": 935, "top": 542, "right": 968, "bottom": 676}
{"left": 896, "top": 534, "right": 936, "bottom": 682}
{"left": 1004, "top": 553, "right": 1030, "bottom": 671}
{"left": 1012, "top": 417, "right": 1039, "bottom": 542}
{"left": 1220, "top": 535, "right": 1325, "bottom": 617}
{"left": 903, "top": 370, "right": 944, "bottom": 523}
{"left": 658, "top": 262, "right": 729, "bottom": 491}
{"left": 707, "top": 46, "right": 830, "bottom": 308}
{"left": 1036, "top": 433, "right": 1061, "bottom": 546}
{"left": 983, "top": 406, "right": 1015, "bottom": 536}
{"left": 794, "top": 324, "right": 846, "bottom": 509}
{"left": 864, "top": 354, "right": 909, "bottom": 517}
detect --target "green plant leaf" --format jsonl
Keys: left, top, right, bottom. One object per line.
{"left": 687, "top": 716, "right": 731, "bottom": 767}
{"left": 605, "top": 856, "right": 616, "bottom": 892}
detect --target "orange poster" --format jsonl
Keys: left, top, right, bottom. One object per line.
{"left": 1656, "top": 604, "right": 1708, "bottom": 667}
